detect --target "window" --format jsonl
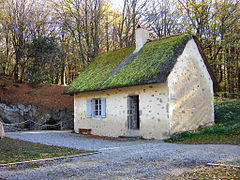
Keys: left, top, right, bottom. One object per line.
{"left": 86, "top": 98, "right": 106, "bottom": 118}
{"left": 93, "top": 98, "right": 101, "bottom": 116}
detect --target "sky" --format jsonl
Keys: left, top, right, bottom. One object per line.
{"left": 110, "top": 0, "right": 124, "bottom": 11}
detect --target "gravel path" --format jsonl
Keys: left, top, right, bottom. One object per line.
{"left": 1, "top": 131, "right": 240, "bottom": 179}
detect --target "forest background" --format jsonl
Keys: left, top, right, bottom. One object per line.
{"left": 0, "top": 0, "right": 239, "bottom": 95}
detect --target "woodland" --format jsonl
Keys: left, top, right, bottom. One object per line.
{"left": 0, "top": 0, "right": 239, "bottom": 95}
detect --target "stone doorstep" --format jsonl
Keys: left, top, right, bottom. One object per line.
{"left": 118, "top": 135, "right": 143, "bottom": 141}
{"left": 0, "top": 152, "right": 100, "bottom": 167}
{"left": 206, "top": 163, "right": 240, "bottom": 168}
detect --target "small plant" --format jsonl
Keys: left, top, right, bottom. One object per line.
{"left": 13, "top": 84, "right": 20, "bottom": 87}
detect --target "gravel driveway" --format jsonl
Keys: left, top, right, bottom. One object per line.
{"left": 1, "top": 130, "right": 240, "bottom": 180}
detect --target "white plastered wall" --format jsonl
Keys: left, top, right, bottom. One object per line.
{"left": 168, "top": 39, "right": 214, "bottom": 134}
{"left": 74, "top": 83, "right": 170, "bottom": 139}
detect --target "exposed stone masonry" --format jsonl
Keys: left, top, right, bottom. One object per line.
{"left": 0, "top": 103, "right": 73, "bottom": 131}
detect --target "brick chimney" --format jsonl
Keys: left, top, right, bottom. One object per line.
{"left": 134, "top": 25, "right": 149, "bottom": 53}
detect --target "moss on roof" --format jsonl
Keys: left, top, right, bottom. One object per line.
{"left": 64, "top": 46, "right": 135, "bottom": 94}
{"left": 65, "top": 34, "right": 192, "bottom": 94}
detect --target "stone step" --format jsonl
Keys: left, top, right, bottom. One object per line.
{"left": 118, "top": 135, "right": 143, "bottom": 141}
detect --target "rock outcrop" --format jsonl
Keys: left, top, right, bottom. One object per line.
{"left": 0, "top": 103, "right": 73, "bottom": 131}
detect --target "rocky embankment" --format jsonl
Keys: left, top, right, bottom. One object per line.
{"left": 0, "top": 103, "right": 73, "bottom": 131}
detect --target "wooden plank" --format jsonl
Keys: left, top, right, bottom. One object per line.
{"left": 78, "top": 128, "right": 91, "bottom": 135}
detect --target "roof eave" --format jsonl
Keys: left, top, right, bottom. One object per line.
{"left": 68, "top": 79, "right": 167, "bottom": 95}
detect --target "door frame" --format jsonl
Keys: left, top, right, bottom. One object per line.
{"left": 127, "top": 95, "right": 140, "bottom": 130}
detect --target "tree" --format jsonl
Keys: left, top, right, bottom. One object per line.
{"left": 54, "top": 0, "right": 107, "bottom": 66}
{"left": 0, "top": 0, "right": 238, "bottom": 94}
{"left": 143, "top": 0, "right": 181, "bottom": 38}
{"left": 113, "top": 0, "right": 144, "bottom": 48}
{"left": 1, "top": 0, "right": 35, "bottom": 81}
{"left": 0, "top": 0, "right": 56, "bottom": 81}
{"left": 27, "top": 37, "right": 64, "bottom": 86}
{"left": 0, "top": 50, "right": 9, "bottom": 74}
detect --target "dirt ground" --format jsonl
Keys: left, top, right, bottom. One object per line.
{"left": 0, "top": 75, "right": 73, "bottom": 111}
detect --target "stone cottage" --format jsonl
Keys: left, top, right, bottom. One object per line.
{"left": 65, "top": 27, "right": 219, "bottom": 139}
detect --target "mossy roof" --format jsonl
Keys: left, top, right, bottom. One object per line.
{"left": 65, "top": 34, "right": 194, "bottom": 94}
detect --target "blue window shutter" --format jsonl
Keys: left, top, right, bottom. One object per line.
{"left": 101, "top": 98, "right": 106, "bottom": 117}
{"left": 86, "top": 99, "right": 92, "bottom": 117}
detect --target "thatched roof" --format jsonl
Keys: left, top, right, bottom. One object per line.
{"left": 65, "top": 34, "right": 219, "bottom": 94}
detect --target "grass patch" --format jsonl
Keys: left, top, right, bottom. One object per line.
{"left": 0, "top": 137, "right": 92, "bottom": 164}
{"left": 165, "top": 98, "right": 240, "bottom": 145}
{"left": 178, "top": 165, "right": 240, "bottom": 179}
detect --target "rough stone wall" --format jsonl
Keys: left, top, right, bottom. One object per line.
{"left": 167, "top": 39, "right": 214, "bottom": 134}
{"left": 74, "top": 83, "right": 170, "bottom": 139}
{"left": 0, "top": 103, "right": 73, "bottom": 131}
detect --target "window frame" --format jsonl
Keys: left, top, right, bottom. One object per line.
{"left": 86, "top": 98, "right": 106, "bottom": 118}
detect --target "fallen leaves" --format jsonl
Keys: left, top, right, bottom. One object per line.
{"left": 0, "top": 75, "right": 73, "bottom": 111}
{"left": 179, "top": 165, "right": 240, "bottom": 179}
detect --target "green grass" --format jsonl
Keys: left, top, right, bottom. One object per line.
{"left": 214, "top": 98, "right": 240, "bottom": 123}
{"left": 0, "top": 137, "right": 91, "bottom": 164}
{"left": 165, "top": 98, "right": 240, "bottom": 145}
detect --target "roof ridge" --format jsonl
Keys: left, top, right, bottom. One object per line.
{"left": 65, "top": 34, "right": 199, "bottom": 94}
